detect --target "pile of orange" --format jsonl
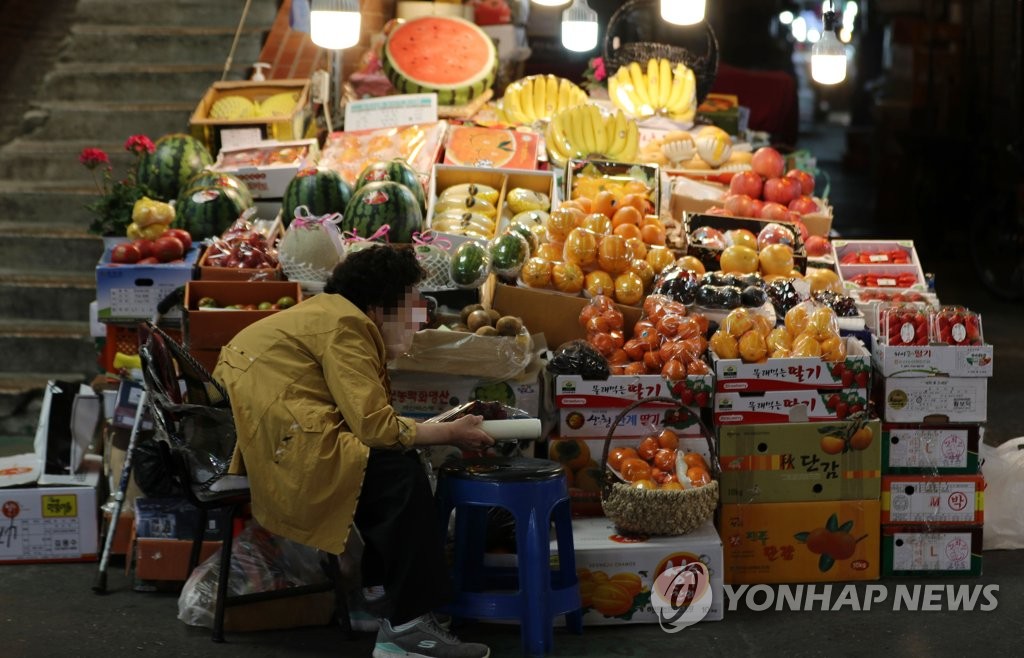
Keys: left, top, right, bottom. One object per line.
{"left": 709, "top": 303, "right": 846, "bottom": 363}
{"left": 606, "top": 428, "right": 712, "bottom": 491}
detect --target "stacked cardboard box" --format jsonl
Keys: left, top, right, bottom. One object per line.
{"left": 713, "top": 338, "right": 882, "bottom": 584}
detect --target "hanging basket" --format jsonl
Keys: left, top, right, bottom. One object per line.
{"left": 602, "top": 0, "right": 720, "bottom": 105}
{"left": 600, "top": 396, "right": 720, "bottom": 536}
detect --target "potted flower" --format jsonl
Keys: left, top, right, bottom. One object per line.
{"left": 582, "top": 56, "right": 608, "bottom": 98}
{"left": 80, "top": 135, "right": 156, "bottom": 241}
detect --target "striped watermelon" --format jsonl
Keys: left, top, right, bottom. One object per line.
{"left": 282, "top": 167, "right": 352, "bottom": 227}
{"left": 137, "top": 133, "right": 214, "bottom": 202}
{"left": 354, "top": 159, "right": 427, "bottom": 216}
{"left": 382, "top": 16, "right": 497, "bottom": 107}
{"left": 182, "top": 171, "right": 254, "bottom": 207}
{"left": 174, "top": 186, "right": 250, "bottom": 239}
{"left": 342, "top": 181, "right": 422, "bottom": 244}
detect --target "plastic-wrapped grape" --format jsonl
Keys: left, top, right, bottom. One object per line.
{"left": 765, "top": 279, "right": 802, "bottom": 316}
{"left": 737, "top": 273, "right": 765, "bottom": 288}
{"left": 740, "top": 286, "right": 768, "bottom": 308}
{"left": 812, "top": 290, "right": 860, "bottom": 317}
{"left": 653, "top": 266, "right": 700, "bottom": 305}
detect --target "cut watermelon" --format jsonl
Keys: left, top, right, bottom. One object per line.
{"left": 382, "top": 16, "right": 497, "bottom": 107}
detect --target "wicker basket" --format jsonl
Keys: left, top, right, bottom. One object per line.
{"left": 602, "top": 0, "right": 720, "bottom": 105}
{"left": 600, "top": 396, "right": 719, "bottom": 536}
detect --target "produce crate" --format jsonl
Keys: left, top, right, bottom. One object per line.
{"left": 565, "top": 159, "right": 661, "bottom": 216}
{"left": 684, "top": 212, "right": 808, "bottom": 274}
{"left": 210, "top": 139, "right": 319, "bottom": 199}
{"left": 95, "top": 245, "right": 202, "bottom": 322}
{"left": 189, "top": 79, "right": 313, "bottom": 156}
{"left": 183, "top": 280, "right": 302, "bottom": 350}
{"left": 832, "top": 239, "right": 928, "bottom": 293}
{"left": 100, "top": 322, "right": 183, "bottom": 374}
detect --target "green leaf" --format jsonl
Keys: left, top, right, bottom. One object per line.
{"left": 498, "top": 140, "right": 513, "bottom": 152}
{"left": 826, "top": 514, "right": 840, "bottom": 532}
{"left": 794, "top": 532, "right": 810, "bottom": 543}
{"left": 839, "top": 520, "right": 854, "bottom": 533}
{"left": 819, "top": 554, "right": 835, "bottom": 572}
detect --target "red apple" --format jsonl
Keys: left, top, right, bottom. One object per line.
{"left": 751, "top": 147, "right": 785, "bottom": 179}
{"left": 759, "top": 202, "right": 790, "bottom": 221}
{"left": 110, "top": 243, "right": 142, "bottom": 264}
{"left": 153, "top": 236, "right": 185, "bottom": 262}
{"left": 805, "top": 235, "right": 831, "bottom": 257}
{"left": 162, "top": 228, "right": 193, "bottom": 251}
{"left": 763, "top": 177, "right": 802, "bottom": 206}
{"left": 131, "top": 239, "right": 155, "bottom": 259}
{"left": 786, "top": 169, "right": 816, "bottom": 196}
{"left": 788, "top": 195, "right": 820, "bottom": 215}
{"left": 723, "top": 193, "right": 757, "bottom": 218}
{"left": 749, "top": 198, "right": 764, "bottom": 218}
{"left": 728, "top": 170, "right": 763, "bottom": 199}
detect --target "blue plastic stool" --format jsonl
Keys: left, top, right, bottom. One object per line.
{"left": 436, "top": 456, "right": 583, "bottom": 656}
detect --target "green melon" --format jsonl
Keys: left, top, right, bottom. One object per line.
{"left": 490, "top": 231, "right": 529, "bottom": 278}
{"left": 342, "top": 181, "right": 423, "bottom": 244}
{"left": 382, "top": 16, "right": 497, "bottom": 107}
{"left": 281, "top": 167, "right": 353, "bottom": 227}
{"left": 182, "top": 170, "right": 253, "bottom": 207}
{"left": 354, "top": 159, "right": 427, "bottom": 216}
{"left": 173, "top": 186, "right": 251, "bottom": 240}
{"left": 137, "top": 133, "right": 214, "bottom": 202}
{"left": 507, "top": 222, "right": 539, "bottom": 255}
{"left": 449, "top": 241, "right": 491, "bottom": 289}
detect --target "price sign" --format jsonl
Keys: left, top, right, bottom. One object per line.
{"left": 344, "top": 94, "right": 438, "bottom": 132}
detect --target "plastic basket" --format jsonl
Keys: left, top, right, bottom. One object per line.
{"left": 602, "top": 0, "right": 720, "bottom": 105}
{"left": 600, "top": 396, "right": 719, "bottom": 536}
{"left": 100, "top": 323, "right": 182, "bottom": 373}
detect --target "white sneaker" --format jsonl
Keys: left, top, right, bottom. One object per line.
{"left": 372, "top": 615, "right": 489, "bottom": 658}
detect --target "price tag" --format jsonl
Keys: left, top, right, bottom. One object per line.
{"left": 878, "top": 277, "right": 898, "bottom": 287}
{"left": 344, "top": 94, "right": 438, "bottom": 132}
{"left": 869, "top": 254, "right": 889, "bottom": 262}
{"left": 219, "top": 128, "right": 264, "bottom": 150}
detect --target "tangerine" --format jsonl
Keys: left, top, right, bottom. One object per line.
{"left": 686, "top": 466, "right": 712, "bottom": 487}
{"left": 646, "top": 245, "right": 675, "bottom": 273}
{"left": 726, "top": 228, "right": 758, "bottom": 250}
{"left": 608, "top": 446, "right": 639, "bottom": 470}
{"left": 682, "top": 452, "right": 707, "bottom": 469}
{"left": 720, "top": 244, "right": 759, "bottom": 274}
{"left": 738, "top": 329, "right": 768, "bottom": 363}
{"left": 640, "top": 222, "right": 667, "bottom": 246}
{"left": 675, "top": 255, "right": 706, "bottom": 274}
{"left": 597, "top": 234, "right": 630, "bottom": 274}
{"left": 520, "top": 257, "right": 553, "bottom": 288}
{"left": 709, "top": 331, "right": 740, "bottom": 359}
{"left": 563, "top": 227, "right": 599, "bottom": 268}
{"left": 552, "top": 261, "right": 585, "bottom": 293}
{"left": 661, "top": 357, "right": 686, "bottom": 382}
{"left": 581, "top": 212, "right": 613, "bottom": 235}
{"left": 657, "top": 429, "right": 679, "bottom": 450}
{"left": 627, "top": 259, "right": 656, "bottom": 291}
{"left": 619, "top": 193, "right": 647, "bottom": 213}
{"left": 611, "top": 205, "right": 643, "bottom": 228}
{"left": 585, "top": 270, "right": 615, "bottom": 298}
{"left": 614, "top": 271, "right": 645, "bottom": 305}
{"left": 660, "top": 481, "right": 684, "bottom": 491}
{"left": 721, "top": 308, "right": 755, "bottom": 338}
{"left": 625, "top": 237, "right": 647, "bottom": 261}
{"left": 546, "top": 208, "right": 580, "bottom": 242}
{"left": 613, "top": 222, "right": 643, "bottom": 241}
{"left": 631, "top": 479, "right": 658, "bottom": 490}
{"left": 653, "top": 448, "right": 677, "bottom": 471}
{"left": 637, "top": 436, "right": 660, "bottom": 461}
{"left": 534, "top": 242, "right": 563, "bottom": 261}
{"left": 593, "top": 190, "right": 619, "bottom": 219}
{"left": 759, "top": 243, "right": 795, "bottom": 276}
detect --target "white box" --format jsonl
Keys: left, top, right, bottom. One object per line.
{"left": 211, "top": 139, "right": 319, "bottom": 199}
{"left": 879, "top": 377, "right": 988, "bottom": 423}
{"left": 389, "top": 366, "right": 542, "bottom": 420}
{"left": 871, "top": 335, "right": 994, "bottom": 378}
{"left": 0, "top": 485, "right": 99, "bottom": 563}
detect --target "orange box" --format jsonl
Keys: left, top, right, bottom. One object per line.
{"left": 184, "top": 280, "right": 302, "bottom": 349}
{"left": 132, "top": 537, "right": 222, "bottom": 582}
{"left": 720, "top": 499, "right": 881, "bottom": 584}
{"left": 443, "top": 125, "right": 540, "bottom": 170}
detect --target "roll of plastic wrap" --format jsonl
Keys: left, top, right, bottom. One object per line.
{"left": 480, "top": 418, "right": 542, "bottom": 441}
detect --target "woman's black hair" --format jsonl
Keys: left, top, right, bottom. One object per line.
{"left": 323, "top": 245, "right": 424, "bottom": 312}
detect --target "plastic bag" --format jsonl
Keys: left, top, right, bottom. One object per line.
{"left": 177, "top": 522, "right": 330, "bottom": 629}
{"left": 277, "top": 206, "right": 347, "bottom": 284}
{"left": 546, "top": 339, "right": 610, "bottom": 380}
{"left": 980, "top": 438, "right": 1024, "bottom": 550}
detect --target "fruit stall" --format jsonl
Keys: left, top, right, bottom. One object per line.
{"left": 68, "top": 0, "right": 992, "bottom": 638}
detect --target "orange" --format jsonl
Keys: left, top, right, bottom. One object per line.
{"left": 625, "top": 236, "right": 647, "bottom": 261}
{"left": 597, "top": 234, "right": 630, "bottom": 274}
{"left": 623, "top": 179, "right": 651, "bottom": 196}
{"left": 738, "top": 329, "right": 768, "bottom": 363}
{"left": 785, "top": 304, "right": 810, "bottom": 338}
{"left": 619, "top": 193, "right": 647, "bottom": 213}
{"left": 759, "top": 243, "right": 795, "bottom": 276}
{"left": 563, "top": 228, "right": 599, "bottom": 269}
{"left": 613, "top": 223, "right": 642, "bottom": 241}
{"left": 581, "top": 212, "right": 613, "bottom": 235}
{"left": 661, "top": 358, "right": 686, "bottom": 382}
{"left": 640, "top": 222, "right": 666, "bottom": 246}
{"left": 608, "top": 347, "right": 630, "bottom": 365}
{"left": 682, "top": 452, "right": 708, "bottom": 469}
{"left": 766, "top": 327, "right": 792, "bottom": 352}
{"left": 721, "top": 308, "right": 755, "bottom": 338}
{"left": 560, "top": 199, "right": 587, "bottom": 214}
{"left": 589, "top": 332, "right": 615, "bottom": 356}
{"left": 709, "top": 331, "right": 740, "bottom": 359}
{"left": 646, "top": 245, "right": 675, "bottom": 273}
{"left": 726, "top": 228, "right": 758, "bottom": 250}
{"left": 584, "top": 270, "right": 615, "bottom": 298}
{"left": 637, "top": 436, "right": 660, "bottom": 461}
{"left": 535, "top": 242, "right": 563, "bottom": 261}
{"left": 611, "top": 205, "right": 643, "bottom": 228}
{"left": 593, "top": 190, "right": 619, "bottom": 219}
{"left": 627, "top": 258, "right": 655, "bottom": 291}
{"left": 631, "top": 478, "right": 659, "bottom": 490}
{"left": 660, "top": 481, "right": 684, "bottom": 491}
{"left": 675, "top": 255, "right": 706, "bottom": 274}
{"left": 653, "top": 448, "right": 677, "bottom": 471}
{"left": 623, "top": 361, "right": 648, "bottom": 375}
{"left": 619, "top": 457, "right": 652, "bottom": 482}
{"left": 614, "top": 271, "right": 645, "bottom": 305}
{"left": 552, "top": 261, "right": 585, "bottom": 293}
{"left": 790, "top": 332, "right": 823, "bottom": 357}
{"left": 546, "top": 208, "right": 579, "bottom": 242}
{"left": 751, "top": 313, "right": 774, "bottom": 338}
{"left": 719, "top": 244, "right": 759, "bottom": 274}
{"left": 520, "top": 257, "right": 553, "bottom": 288}
{"left": 574, "top": 196, "right": 593, "bottom": 213}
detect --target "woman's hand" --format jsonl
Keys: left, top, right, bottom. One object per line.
{"left": 414, "top": 414, "right": 495, "bottom": 451}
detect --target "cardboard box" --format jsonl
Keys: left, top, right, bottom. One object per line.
{"left": 211, "top": 139, "right": 319, "bottom": 199}
{"left": 111, "top": 379, "right": 153, "bottom": 431}
{"left": 871, "top": 335, "right": 994, "bottom": 378}
{"left": 559, "top": 405, "right": 709, "bottom": 439}
{"left": 102, "top": 509, "right": 134, "bottom": 557}
{"left": 95, "top": 245, "right": 201, "bottom": 322}
{"left": 718, "top": 419, "right": 882, "bottom": 503}
{"left": 132, "top": 536, "right": 221, "bottom": 582}
{"left": 183, "top": 280, "right": 303, "bottom": 349}
{"left": 712, "top": 337, "right": 871, "bottom": 392}
{"left": 720, "top": 499, "right": 881, "bottom": 584}
{"left": 668, "top": 176, "right": 728, "bottom": 218}
{"left": 882, "top": 423, "right": 982, "bottom": 474}
{"left": 878, "top": 376, "right": 988, "bottom": 423}
{"left": 713, "top": 387, "right": 870, "bottom": 425}
{"left": 881, "top": 525, "right": 984, "bottom": 577}
{"left": 565, "top": 159, "right": 661, "bottom": 216}
{"left": 189, "top": 79, "right": 312, "bottom": 155}
{"left": 134, "top": 497, "right": 230, "bottom": 541}
{"left": 389, "top": 361, "right": 543, "bottom": 420}
{"left": 684, "top": 213, "right": 808, "bottom": 274}
{"left": 443, "top": 125, "right": 540, "bottom": 170}
{"left": 833, "top": 239, "right": 928, "bottom": 293}
{"left": 500, "top": 168, "right": 559, "bottom": 227}
{"left": 0, "top": 486, "right": 99, "bottom": 564}
{"left": 485, "top": 280, "right": 643, "bottom": 350}
{"left": 554, "top": 373, "right": 712, "bottom": 409}
{"left": 426, "top": 164, "right": 506, "bottom": 250}
{"left": 881, "top": 474, "right": 985, "bottom": 525}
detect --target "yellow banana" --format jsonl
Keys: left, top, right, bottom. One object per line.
{"left": 589, "top": 105, "right": 609, "bottom": 154}
{"left": 557, "top": 77, "right": 572, "bottom": 112}
{"left": 646, "top": 58, "right": 661, "bottom": 111}
{"left": 618, "top": 121, "right": 639, "bottom": 162}
{"left": 658, "top": 58, "right": 672, "bottom": 107}
{"left": 544, "top": 75, "right": 559, "bottom": 118}
{"left": 681, "top": 67, "right": 697, "bottom": 112}
{"left": 532, "top": 76, "right": 547, "bottom": 122}
{"left": 664, "top": 64, "right": 688, "bottom": 112}
{"left": 604, "top": 108, "right": 618, "bottom": 154}
{"left": 629, "top": 62, "right": 654, "bottom": 115}
{"left": 606, "top": 109, "right": 629, "bottom": 157}
{"left": 612, "top": 68, "right": 639, "bottom": 115}
{"left": 581, "top": 106, "right": 598, "bottom": 155}
{"left": 545, "top": 121, "right": 569, "bottom": 167}
{"left": 503, "top": 86, "right": 528, "bottom": 124}
{"left": 518, "top": 79, "right": 534, "bottom": 122}
{"left": 565, "top": 107, "right": 588, "bottom": 158}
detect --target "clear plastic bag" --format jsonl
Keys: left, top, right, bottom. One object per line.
{"left": 980, "top": 438, "right": 1024, "bottom": 550}
{"left": 177, "top": 522, "right": 330, "bottom": 629}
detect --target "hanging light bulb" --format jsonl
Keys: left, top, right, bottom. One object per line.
{"left": 310, "top": 0, "right": 361, "bottom": 50}
{"left": 562, "top": 0, "right": 598, "bottom": 52}
{"left": 661, "top": 0, "right": 706, "bottom": 26}
{"left": 811, "top": 2, "right": 847, "bottom": 84}
{"left": 533, "top": 0, "right": 572, "bottom": 7}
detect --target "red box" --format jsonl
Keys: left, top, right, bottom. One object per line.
{"left": 711, "top": 337, "right": 871, "bottom": 393}
{"left": 184, "top": 280, "right": 302, "bottom": 350}
{"left": 713, "top": 388, "right": 869, "bottom": 425}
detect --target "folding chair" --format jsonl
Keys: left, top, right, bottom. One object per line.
{"left": 137, "top": 322, "right": 352, "bottom": 642}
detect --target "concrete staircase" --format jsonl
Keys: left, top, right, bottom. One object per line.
{"left": 0, "top": 0, "right": 277, "bottom": 439}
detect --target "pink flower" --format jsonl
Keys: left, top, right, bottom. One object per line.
{"left": 124, "top": 134, "right": 155, "bottom": 155}
{"left": 79, "top": 147, "right": 110, "bottom": 169}
{"left": 592, "top": 57, "right": 606, "bottom": 82}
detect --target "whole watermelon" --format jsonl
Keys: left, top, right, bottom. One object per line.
{"left": 281, "top": 167, "right": 352, "bottom": 227}
{"left": 174, "top": 186, "right": 251, "bottom": 240}
{"left": 137, "top": 133, "right": 214, "bottom": 202}
{"left": 354, "top": 159, "right": 427, "bottom": 216}
{"left": 342, "top": 181, "right": 423, "bottom": 244}
{"left": 182, "top": 171, "right": 253, "bottom": 207}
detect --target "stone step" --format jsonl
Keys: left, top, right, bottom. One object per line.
{"left": 0, "top": 139, "right": 132, "bottom": 182}
{"left": 23, "top": 101, "right": 195, "bottom": 143}
{"left": 0, "top": 222, "right": 103, "bottom": 273}
{"left": 73, "top": 0, "right": 278, "bottom": 28}
{"left": 62, "top": 24, "right": 266, "bottom": 67}
{"left": 0, "top": 270, "right": 96, "bottom": 322}
{"left": 0, "top": 183, "right": 97, "bottom": 231}
{"left": 0, "top": 320, "right": 99, "bottom": 377}
{"left": 39, "top": 62, "right": 246, "bottom": 103}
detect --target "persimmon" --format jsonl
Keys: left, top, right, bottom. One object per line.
{"left": 657, "top": 429, "right": 680, "bottom": 450}
{"left": 653, "top": 448, "right": 677, "bottom": 471}
{"left": 620, "top": 457, "right": 652, "bottom": 482}
{"left": 608, "top": 446, "right": 639, "bottom": 471}
{"left": 637, "top": 436, "right": 660, "bottom": 462}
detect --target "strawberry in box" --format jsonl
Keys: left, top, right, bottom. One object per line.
{"left": 933, "top": 306, "right": 984, "bottom": 346}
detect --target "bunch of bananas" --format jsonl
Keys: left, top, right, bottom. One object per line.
{"left": 544, "top": 104, "right": 639, "bottom": 168}
{"left": 500, "top": 74, "right": 589, "bottom": 125}
{"left": 608, "top": 58, "right": 697, "bottom": 123}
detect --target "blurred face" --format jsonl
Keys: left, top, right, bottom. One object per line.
{"left": 377, "top": 287, "right": 428, "bottom": 357}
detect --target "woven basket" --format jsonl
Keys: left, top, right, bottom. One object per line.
{"left": 600, "top": 396, "right": 719, "bottom": 536}
{"left": 602, "top": 0, "right": 720, "bottom": 105}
